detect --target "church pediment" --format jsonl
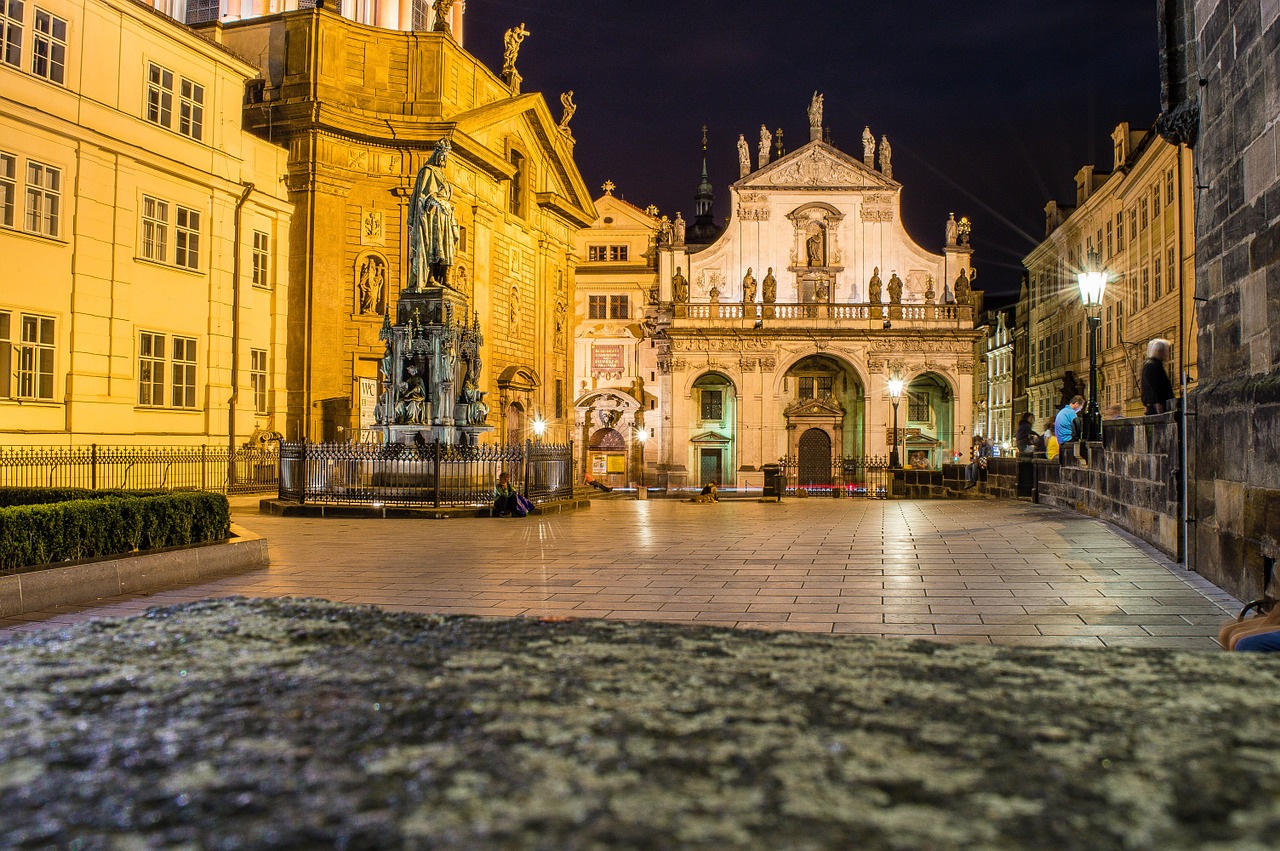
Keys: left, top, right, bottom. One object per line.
{"left": 737, "top": 141, "right": 899, "bottom": 192}
{"left": 783, "top": 397, "right": 845, "bottom": 418}
{"left": 690, "top": 430, "right": 733, "bottom": 445}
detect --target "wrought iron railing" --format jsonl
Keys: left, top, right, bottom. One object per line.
{"left": 778, "top": 454, "right": 891, "bottom": 498}
{"left": 279, "top": 439, "right": 574, "bottom": 507}
{"left": 0, "top": 445, "right": 280, "bottom": 495}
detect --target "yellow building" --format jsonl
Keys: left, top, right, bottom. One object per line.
{"left": 1023, "top": 124, "right": 1196, "bottom": 424}
{"left": 0, "top": 0, "right": 292, "bottom": 446}
{"left": 208, "top": 8, "right": 595, "bottom": 443}
{"left": 572, "top": 183, "right": 662, "bottom": 487}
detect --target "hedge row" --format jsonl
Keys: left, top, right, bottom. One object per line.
{"left": 0, "top": 488, "right": 163, "bottom": 507}
{"left": 0, "top": 492, "right": 231, "bottom": 571}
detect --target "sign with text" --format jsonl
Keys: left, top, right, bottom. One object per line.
{"left": 591, "top": 345, "right": 624, "bottom": 372}
{"left": 359, "top": 377, "right": 378, "bottom": 431}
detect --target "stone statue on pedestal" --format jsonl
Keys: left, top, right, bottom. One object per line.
{"left": 887, "top": 271, "right": 903, "bottom": 304}
{"left": 501, "top": 23, "right": 529, "bottom": 91}
{"left": 762, "top": 268, "right": 777, "bottom": 303}
{"left": 709, "top": 286, "right": 720, "bottom": 305}
{"left": 407, "top": 139, "right": 460, "bottom": 292}
{"left": 558, "top": 91, "right": 576, "bottom": 135}
{"left": 394, "top": 363, "right": 429, "bottom": 425}
{"left": 673, "top": 212, "right": 686, "bottom": 245}
{"left": 759, "top": 125, "right": 772, "bottom": 168}
{"left": 925, "top": 275, "right": 936, "bottom": 304}
{"left": 862, "top": 127, "right": 875, "bottom": 167}
{"left": 738, "top": 134, "right": 750, "bottom": 178}
{"left": 879, "top": 135, "right": 893, "bottom": 179}
{"left": 431, "top": 0, "right": 454, "bottom": 35}
{"left": 808, "top": 91, "right": 823, "bottom": 141}
{"left": 742, "top": 268, "right": 757, "bottom": 303}
{"left": 657, "top": 215, "right": 672, "bottom": 245}
{"left": 954, "top": 268, "right": 971, "bottom": 304}
{"left": 672, "top": 268, "right": 689, "bottom": 304}
{"left": 868, "top": 267, "right": 882, "bottom": 304}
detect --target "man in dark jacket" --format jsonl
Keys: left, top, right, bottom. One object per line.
{"left": 1140, "top": 338, "right": 1175, "bottom": 414}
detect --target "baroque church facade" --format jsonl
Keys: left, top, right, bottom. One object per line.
{"left": 643, "top": 99, "right": 982, "bottom": 489}
{"left": 203, "top": 6, "right": 594, "bottom": 442}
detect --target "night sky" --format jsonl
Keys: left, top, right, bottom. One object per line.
{"left": 464, "top": 1, "right": 1161, "bottom": 303}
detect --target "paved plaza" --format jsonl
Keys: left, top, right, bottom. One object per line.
{"left": 0, "top": 498, "right": 1240, "bottom": 647}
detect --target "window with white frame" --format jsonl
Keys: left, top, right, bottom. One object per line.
{"left": 30, "top": 8, "right": 64, "bottom": 84}
{"left": 250, "top": 348, "right": 268, "bottom": 414}
{"left": 141, "top": 195, "right": 169, "bottom": 261}
{"left": 178, "top": 77, "right": 203, "bottom": 140}
{"left": 1166, "top": 168, "right": 1175, "bottom": 205}
{"left": 251, "top": 230, "right": 270, "bottom": 287}
{"left": 138, "top": 331, "right": 165, "bottom": 406}
{"left": 8, "top": 312, "right": 55, "bottom": 400}
{"left": 1154, "top": 257, "right": 1162, "bottom": 298}
{"left": 1, "top": 0, "right": 22, "bottom": 68}
{"left": 146, "top": 63, "right": 173, "bottom": 128}
{"left": 0, "top": 311, "right": 8, "bottom": 398}
{"left": 174, "top": 205, "right": 199, "bottom": 269}
{"left": 0, "top": 151, "right": 14, "bottom": 227}
{"left": 171, "top": 335, "right": 196, "bottom": 408}
{"left": 23, "top": 159, "right": 58, "bottom": 237}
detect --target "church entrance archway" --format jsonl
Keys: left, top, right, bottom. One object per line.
{"left": 797, "top": 428, "right": 832, "bottom": 487}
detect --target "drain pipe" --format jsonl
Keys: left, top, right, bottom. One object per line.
{"left": 1176, "top": 144, "right": 1190, "bottom": 567}
{"left": 228, "top": 182, "right": 255, "bottom": 487}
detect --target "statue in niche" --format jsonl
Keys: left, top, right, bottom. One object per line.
{"left": 394, "top": 362, "right": 429, "bottom": 425}
{"left": 672, "top": 268, "right": 689, "bottom": 303}
{"left": 868, "top": 266, "right": 882, "bottom": 303}
{"left": 958, "top": 216, "right": 972, "bottom": 246}
{"left": 709, "top": 286, "right": 720, "bottom": 305}
{"left": 759, "top": 125, "right": 772, "bottom": 168}
{"left": 862, "top": 126, "right": 875, "bottom": 166}
{"left": 808, "top": 91, "right": 824, "bottom": 141}
{"left": 357, "top": 257, "right": 387, "bottom": 314}
{"left": 737, "top": 134, "right": 750, "bottom": 178}
{"left": 879, "top": 135, "right": 893, "bottom": 179}
{"left": 762, "top": 267, "right": 777, "bottom": 303}
{"left": 431, "top": 0, "right": 454, "bottom": 35}
{"left": 453, "top": 264, "right": 469, "bottom": 297}
{"left": 509, "top": 285, "right": 520, "bottom": 324}
{"left": 673, "top": 212, "right": 686, "bottom": 245}
{"left": 554, "top": 300, "right": 566, "bottom": 335}
{"left": 742, "top": 267, "right": 757, "bottom": 303}
{"left": 887, "top": 271, "right": 903, "bottom": 304}
{"left": 954, "top": 268, "right": 972, "bottom": 304}
{"left": 558, "top": 91, "right": 576, "bottom": 134}
{"left": 806, "top": 225, "right": 826, "bottom": 267}
{"left": 407, "top": 139, "right": 460, "bottom": 291}
{"left": 945, "top": 213, "right": 958, "bottom": 246}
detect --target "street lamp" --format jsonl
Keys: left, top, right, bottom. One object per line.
{"left": 887, "top": 377, "right": 904, "bottom": 468}
{"left": 635, "top": 427, "right": 648, "bottom": 492}
{"left": 531, "top": 417, "right": 547, "bottom": 442}
{"left": 1076, "top": 248, "right": 1108, "bottom": 442}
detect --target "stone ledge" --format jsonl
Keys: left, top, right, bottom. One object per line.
{"left": 259, "top": 497, "right": 592, "bottom": 519}
{"left": 0, "top": 525, "right": 267, "bottom": 619}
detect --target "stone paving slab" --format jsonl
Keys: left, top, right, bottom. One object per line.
{"left": 0, "top": 499, "right": 1241, "bottom": 648}
{"left": 3, "top": 598, "right": 1279, "bottom": 849}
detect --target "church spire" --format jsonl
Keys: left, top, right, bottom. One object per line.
{"left": 688, "top": 124, "right": 722, "bottom": 244}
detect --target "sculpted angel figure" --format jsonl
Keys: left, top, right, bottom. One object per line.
{"left": 559, "top": 91, "right": 576, "bottom": 131}
{"left": 431, "top": 0, "right": 454, "bottom": 35}
{"left": 407, "top": 139, "right": 460, "bottom": 291}
{"left": 808, "top": 91, "right": 823, "bottom": 135}
{"left": 502, "top": 23, "right": 529, "bottom": 74}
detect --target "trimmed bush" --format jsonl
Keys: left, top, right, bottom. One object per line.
{"left": 0, "top": 488, "right": 164, "bottom": 508}
{"left": 0, "top": 492, "right": 231, "bottom": 571}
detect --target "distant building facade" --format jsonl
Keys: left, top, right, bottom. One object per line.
{"left": 1, "top": 0, "right": 291, "bottom": 446}
{"left": 571, "top": 185, "right": 662, "bottom": 487}
{"left": 150, "top": 0, "right": 463, "bottom": 36}
{"left": 651, "top": 107, "right": 982, "bottom": 488}
{"left": 207, "top": 8, "right": 595, "bottom": 442}
{"left": 977, "top": 309, "right": 1013, "bottom": 446}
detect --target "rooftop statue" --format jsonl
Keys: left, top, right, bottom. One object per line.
{"left": 558, "top": 91, "right": 576, "bottom": 134}
{"left": 945, "top": 212, "right": 958, "bottom": 246}
{"left": 759, "top": 125, "right": 772, "bottom": 168}
{"left": 762, "top": 268, "right": 777, "bottom": 303}
{"left": 431, "top": 0, "right": 454, "bottom": 35}
{"left": 407, "top": 139, "right": 461, "bottom": 292}
{"left": 742, "top": 268, "right": 757, "bottom": 303}
{"left": 862, "top": 126, "right": 875, "bottom": 167}
{"left": 868, "top": 266, "right": 882, "bottom": 304}
{"left": 502, "top": 23, "right": 529, "bottom": 75}
{"left": 808, "top": 91, "right": 823, "bottom": 140}
{"left": 879, "top": 135, "right": 893, "bottom": 179}
{"left": 887, "top": 271, "right": 903, "bottom": 304}
{"left": 738, "top": 134, "right": 750, "bottom": 178}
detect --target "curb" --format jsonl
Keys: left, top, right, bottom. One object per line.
{"left": 258, "top": 497, "right": 593, "bottom": 519}
{"left": 0, "top": 524, "right": 269, "bottom": 618}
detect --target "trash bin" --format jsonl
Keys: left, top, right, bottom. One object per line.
{"left": 761, "top": 463, "right": 783, "bottom": 502}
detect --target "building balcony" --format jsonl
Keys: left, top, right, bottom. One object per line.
{"left": 670, "top": 302, "right": 975, "bottom": 330}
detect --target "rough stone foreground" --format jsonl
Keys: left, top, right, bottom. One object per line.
{"left": 2, "top": 599, "right": 1278, "bottom": 849}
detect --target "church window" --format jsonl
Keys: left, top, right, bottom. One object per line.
{"left": 588, "top": 295, "right": 606, "bottom": 319}
{"left": 798, "top": 377, "right": 814, "bottom": 399}
{"left": 608, "top": 295, "right": 628, "bottom": 319}
{"left": 700, "top": 389, "right": 723, "bottom": 421}
{"left": 30, "top": 8, "right": 64, "bottom": 85}
{"left": 1, "top": 0, "right": 22, "bottom": 68}
{"left": 507, "top": 150, "right": 525, "bottom": 216}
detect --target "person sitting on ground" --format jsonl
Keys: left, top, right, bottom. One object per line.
{"left": 699, "top": 481, "right": 719, "bottom": 502}
{"left": 584, "top": 470, "right": 612, "bottom": 493}
{"left": 493, "top": 472, "right": 523, "bottom": 517}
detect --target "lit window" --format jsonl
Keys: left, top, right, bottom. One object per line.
{"left": 147, "top": 63, "right": 173, "bottom": 128}
{"left": 588, "top": 295, "right": 606, "bottom": 319}
{"left": 178, "top": 78, "right": 203, "bottom": 140}
{"left": 141, "top": 195, "right": 169, "bottom": 261}
{"left": 138, "top": 332, "right": 165, "bottom": 406}
{"left": 1, "top": 0, "right": 23, "bottom": 68}
{"left": 171, "top": 335, "right": 197, "bottom": 408}
{"left": 252, "top": 230, "right": 270, "bottom": 287}
{"left": 588, "top": 245, "right": 606, "bottom": 262}
{"left": 0, "top": 151, "right": 14, "bottom": 227}
{"left": 608, "top": 294, "right": 628, "bottom": 319}
{"left": 30, "top": 8, "right": 64, "bottom": 84}
{"left": 798, "top": 376, "right": 814, "bottom": 399}
{"left": 609, "top": 245, "right": 628, "bottom": 261}
{"left": 175, "top": 205, "right": 199, "bottom": 269}
{"left": 24, "top": 159, "right": 59, "bottom": 237}
{"left": 250, "top": 348, "right": 268, "bottom": 414}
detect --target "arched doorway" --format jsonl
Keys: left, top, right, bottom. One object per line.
{"left": 690, "top": 372, "right": 736, "bottom": 487}
{"left": 505, "top": 401, "right": 526, "bottom": 445}
{"left": 782, "top": 355, "right": 864, "bottom": 458}
{"left": 904, "top": 373, "right": 955, "bottom": 466}
{"left": 797, "top": 428, "right": 832, "bottom": 487}
{"left": 588, "top": 426, "right": 627, "bottom": 487}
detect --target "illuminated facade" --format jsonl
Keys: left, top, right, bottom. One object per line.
{"left": 0, "top": 0, "right": 292, "bottom": 446}
{"left": 150, "top": 0, "right": 464, "bottom": 36}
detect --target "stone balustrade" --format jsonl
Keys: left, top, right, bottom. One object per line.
{"left": 672, "top": 302, "right": 972, "bottom": 327}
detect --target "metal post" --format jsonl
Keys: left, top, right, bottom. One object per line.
{"left": 523, "top": 439, "right": 532, "bottom": 498}
{"left": 890, "top": 402, "right": 901, "bottom": 468}
{"left": 434, "top": 437, "right": 442, "bottom": 508}
{"left": 1087, "top": 313, "right": 1101, "bottom": 441}
{"left": 91, "top": 443, "right": 98, "bottom": 490}
{"left": 298, "top": 439, "right": 307, "bottom": 504}
{"left": 201, "top": 445, "right": 208, "bottom": 492}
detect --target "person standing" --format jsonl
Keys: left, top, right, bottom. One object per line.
{"left": 1140, "top": 338, "right": 1176, "bottom": 414}
{"left": 1015, "top": 412, "right": 1038, "bottom": 456}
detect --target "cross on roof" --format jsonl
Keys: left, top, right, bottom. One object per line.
{"left": 602, "top": 180, "right": 615, "bottom": 195}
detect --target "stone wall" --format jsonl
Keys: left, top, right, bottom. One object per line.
{"left": 1036, "top": 416, "right": 1182, "bottom": 559}
{"left": 1174, "top": 0, "right": 1280, "bottom": 599}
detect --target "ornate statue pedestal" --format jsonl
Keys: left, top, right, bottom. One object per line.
{"left": 385, "top": 423, "right": 494, "bottom": 448}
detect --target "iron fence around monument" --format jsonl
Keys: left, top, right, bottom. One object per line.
{"left": 0, "top": 445, "right": 279, "bottom": 495}
{"left": 778, "top": 454, "right": 891, "bottom": 499}
{"left": 278, "top": 439, "right": 574, "bottom": 507}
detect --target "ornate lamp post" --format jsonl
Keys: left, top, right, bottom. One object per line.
{"left": 1076, "top": 248, "right": 1108, "bottom": 442}
{"left": 635, "top": 427, "right": 648, "bottom": 492}
{"left": 531, "top": 417, "right": 547, "bottom": 443}
{"left": 887, "top": 377, "right": 904, "bottom": 468}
